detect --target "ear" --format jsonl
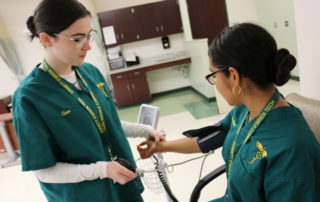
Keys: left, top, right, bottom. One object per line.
{"left": 39, "top": 32, "right": 54, "bottom": 48}
{"left": 228, "top": 67, "right": 241, "bottom": 86}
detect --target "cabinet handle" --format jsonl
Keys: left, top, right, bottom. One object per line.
{"left": 127, "top": 84, "right": 130, "bottom": 90}
{"left": 131, "top": 84, "right": 135, "bottom": 90}
{"left": 121, "top": 33, "right": 124, "bottom": 39}
{"left": 156, "top": 26, "right": 159, "bottom": 32}
{"left": 116, "top": 35, "right": 119, "bottom": 40}
{"left": 131, "top": 8, "right": 135, "bottom": 13}
{"left": 134, "top": 72, "right": 140, "bottom": 75}
{"left": 136, "top": 34, "right": 140, "bottom": 39}
{"left": 161, "top": 26, "right": 164, "bottom": 32}
{"left": 116, "top": 75, "right": 123, "bottom": 79}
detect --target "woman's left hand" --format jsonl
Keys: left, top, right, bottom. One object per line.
{"left": 147, "top": 129, "right": 166, "bottom": 142}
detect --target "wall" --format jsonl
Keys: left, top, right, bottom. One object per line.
{"left": 178, "top": 0, "right": 192, "bottom": 41}
{"left": 0, "top": 0, "right": 43, "bottom": 75}
{"left": 0, "top": 0, "right": 106, "bottom": 76}
{"left": 225, "top": 0, "right": 258, "bottom": 25}
{"left": 185, "top": 39, "right": 215, "bottom": 98}
{"left": 293, "top": 0, "right": 320, "bottom": 100}
{"left": 120, "top": 33, "right": 190, "bottom": 94}
{"left": 256, "top": 0, "right": 299, "bottom": 77}
{"left": 0, "top": 17, "right": 9, "bottom": 38}
{"left": 92, "top": 0, "right": 164, "bottom": 12}
{"left": 0, "top": 57, "right": 19, "bottom": 98}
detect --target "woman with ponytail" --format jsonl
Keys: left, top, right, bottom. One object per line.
{"left": 138, "top": 23, "right": 320, "bottom": 202}
{"left": 12, "top": 0, "right": 164, "bottom": 201}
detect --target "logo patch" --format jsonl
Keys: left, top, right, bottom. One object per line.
{"left": 61, "top": 110, "right": 71, "bottom": 116}
{"left": 97, "top": 82, "right": 109, "bottom": 98}
{"left": 248, "top": 141, "right": 267, "bottom": 165}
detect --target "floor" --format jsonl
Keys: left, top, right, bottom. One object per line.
{"left": 117, "top": 88, "right": 219, "bottom": 122}
{"left": 0, "top": 89, "right": 226, "bottom": 202}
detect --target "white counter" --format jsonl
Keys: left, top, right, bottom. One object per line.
{"left": 109, "top": 51, "right": 190, "bottom": 75}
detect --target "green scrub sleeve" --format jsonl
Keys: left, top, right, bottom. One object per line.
{"left": 13, "top": 96, "right": 58, "bottom": 171}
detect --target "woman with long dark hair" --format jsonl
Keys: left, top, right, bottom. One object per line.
{"left": 138, "top": 23, "right": 320, "bottom": 201}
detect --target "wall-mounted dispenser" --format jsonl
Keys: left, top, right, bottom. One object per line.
{"left": 161, "top": 36, "right": 170, "bottom": 49}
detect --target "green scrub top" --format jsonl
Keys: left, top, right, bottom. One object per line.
{"left": 211, "top": 104, "right": 320, "bottom": 202}
{"left": 13, "top": 63, "right": 144, "bottom": 202}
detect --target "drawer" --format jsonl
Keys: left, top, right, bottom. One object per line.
{"left": 110, "top": 73, "right": 128, "bottom": 81}
{"left": 127, "top": 70, "right": 146, "bottom": 78}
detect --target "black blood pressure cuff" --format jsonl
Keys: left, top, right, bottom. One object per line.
{"left": 182, "top": 121, "right": 226, "bottom": 153}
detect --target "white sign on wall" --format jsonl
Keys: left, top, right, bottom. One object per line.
{"left": 102, "top": 26, "right": 117, "bottom": 45}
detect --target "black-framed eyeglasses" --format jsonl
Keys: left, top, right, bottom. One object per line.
{"left": 53, "top": 29, "right": 97, "bottom": 48}
{"left": 205, "top": 67, "right": 228, "bottom": 85}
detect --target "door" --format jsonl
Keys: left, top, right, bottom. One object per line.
{"left": 155, "top": 0, "right": 183, "bottom": 36}
{"left": 113, "top": 7, "right": 138, "bottom": 44}
{"left": 187, "top": 0, "right": 228, "bottom": 44}
{"left": 129, "top": 76, "right": 151, "bottom": 103}
{"left": 134, "top": 3, "right": 159, "bottom": 40}
{"left": 111, "top": 73, "right": 134, "bottom": 107}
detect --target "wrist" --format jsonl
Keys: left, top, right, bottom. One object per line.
{"left": 157, "top": 141, "right": 166, "bottom": 152}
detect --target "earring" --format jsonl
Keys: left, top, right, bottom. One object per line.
{"left": 232, "top": 86, "right": 242, "bottom": 95}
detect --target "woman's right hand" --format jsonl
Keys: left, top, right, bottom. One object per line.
{"left": 106, "top": 161, "right": 137, "bottom": 184}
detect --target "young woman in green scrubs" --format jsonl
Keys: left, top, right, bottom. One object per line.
{"left": 12, "top": 0, "right": 164, "bottom": 201}
{"left": 138, "top": 23, "right": 320, "bottom": 201}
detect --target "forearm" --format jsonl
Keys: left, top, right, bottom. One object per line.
{"left": 34, "top": 162, "right": 107, "bottom": 183}
{"left": 158, "top": 137, "right": 201, "bottom": 153}
{"left": 121, "top": 120, "right": 152, "bottom": 138}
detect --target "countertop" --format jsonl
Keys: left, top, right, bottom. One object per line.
{"left": 109, "top": 50, "right": 191, "bottom": 75}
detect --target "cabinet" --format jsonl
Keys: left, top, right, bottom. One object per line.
{"left": 154, "top": 0, "right": 183, "bottom": 36}
{"left": 111, "top": 70, "right": 151, "bottom": 107}
{"left": 98, "top": 8, "right": 138, "bottom": 45}
{"left": 187, "top": 0, "right": 228, "bottom": 44}
{"left": 98, "top": 0, "right": 183, "bottom": 46}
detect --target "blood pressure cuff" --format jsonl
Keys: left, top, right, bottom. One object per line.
{"left": 182, "top": 121, "right": 226, "bottom": 153}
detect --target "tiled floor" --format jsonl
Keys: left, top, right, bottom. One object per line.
{"left": 117, "top": 88, "right": 219, "bottom": 122}
{"left": 0, "top": 89, "right": 226, "bottom": 202}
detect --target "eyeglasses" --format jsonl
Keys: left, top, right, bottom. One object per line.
{"left": 53, "top": 29, "right": 97, "bottom": 48}
{"left": 205, "top": 67, "right": 228, "bottom": 85}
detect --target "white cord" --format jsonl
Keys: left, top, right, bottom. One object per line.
{"left": 136, "top": 150, "right": 214, "bottom": 175}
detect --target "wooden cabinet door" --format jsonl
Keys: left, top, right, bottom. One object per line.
{"left": 111, "top": 73, "right": 134, "bottom": 107}
{"left": 187, "top": 0, "right": 228, "bottom": 44}
{"left": 134, "top": 3, "right": 159, "bottom": 40}
{"left": 155, "top": 0, "right": 183, "bottom": 36}
{"left": 113, "top": 7, "right": 137, "bottom": 44}
{"left": 98, "top": 10, "right": 120, "bottom": 47}
{"left": 129, "top": 76, "right": 151, "bottom": 103}
{"left": 127, "top": 70, "right": 151, "bottom": 104}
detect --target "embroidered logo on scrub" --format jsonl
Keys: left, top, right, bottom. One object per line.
{"left": 248, "top": 141, "right": 267, "bottom": 165}
{"left": 61, "top": 110, "right": 71, "bottom": 116}
{"left": 97, "top": 82, "right": 109, "bottom": 98}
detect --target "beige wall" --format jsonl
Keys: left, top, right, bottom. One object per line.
{"left": 92, "top": 0, "right": 164, "bottom": 12}
{"left": 0, "top": 0, "right": 105, "bottom": 75}
{"left": 225, "top": 0, "right": 258, "bottom": 25}
{"left": 294, "top": 0, "right": 320, "bottom": 100}
{"left": 0, "top": 17, "right": 9, "bottom": 38}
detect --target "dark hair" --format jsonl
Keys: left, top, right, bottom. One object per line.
{"left": 26, "top": 0, "right": 91, "bottom": 40}
{"left": 209, "top": 23, "right": 296, "bottom": 88}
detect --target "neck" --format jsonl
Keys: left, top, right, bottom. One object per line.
{"left": 243, "top": 87, "right": 276, "bottom": 122}
{"left": 41, "top": 53, "right": 73, "bottom": 75}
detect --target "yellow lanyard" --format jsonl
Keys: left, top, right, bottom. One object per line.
{"left": 227, "top": 89, "right": 280, "bottom": 176}
{"left": 42, "top": 60, "right": 115, "bottom": 159}
{"left": 43, "top": 60, "right": 106, "bottom": 134}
